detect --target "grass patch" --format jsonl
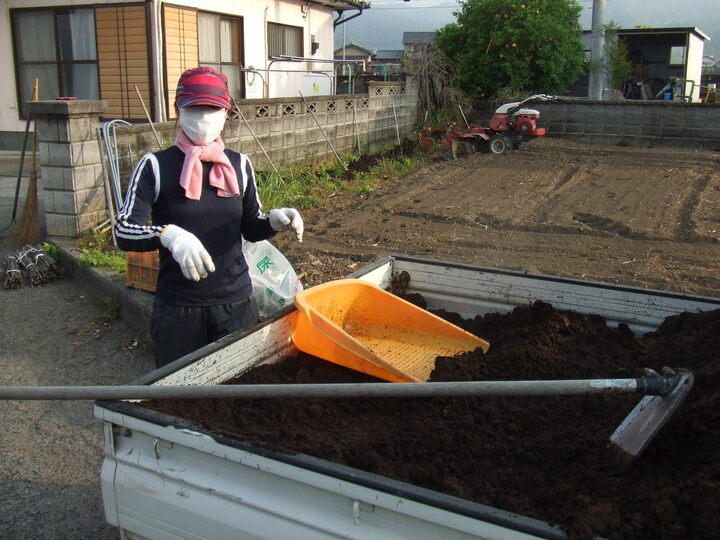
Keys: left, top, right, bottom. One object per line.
{"left": 77, "top": 230, "right": 127, "bottom": 274}
{"left": 256, "top": 145, "right": 427, "bottom": 209}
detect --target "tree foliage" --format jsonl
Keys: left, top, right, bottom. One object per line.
{"left": 435, "top": 0, "right": 585, "bottom": 98}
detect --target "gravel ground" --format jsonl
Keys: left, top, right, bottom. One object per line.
{"left": 0, "top": 253, "right": 154, "bottom": 538}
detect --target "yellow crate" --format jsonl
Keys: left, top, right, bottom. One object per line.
{"left": 126, "top": 251, "right": 159, "bottom": 293}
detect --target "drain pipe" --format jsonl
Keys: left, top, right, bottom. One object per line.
{"left": 333, "top": 3, "right": 368, "bottom": 29}
{"left": 263, "top": 7, "right": 270, "bottom": 98}
{"left": 149, "top": 0, "right": 166, "bottom": 121}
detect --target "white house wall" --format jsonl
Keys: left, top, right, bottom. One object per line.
{"left": 167, "top": 0, "right": 336, "bottom": 99}
{"left": 0, "top": 0, "right": 339, "bottom": 135}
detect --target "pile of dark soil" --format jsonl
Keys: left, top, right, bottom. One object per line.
{"left": 144, "top": 301, "right": 720, "bottom": 539}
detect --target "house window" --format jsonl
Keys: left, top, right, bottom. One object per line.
{"left": 12, "top": 8, "right": 98, "bottom": 116}
{"left": 198, "top": 12, "right": 245, "bottom": 99}
{"left": 267, "top": 22, "right": 303, "bottom": 58}
{"left": 669, "top": 46, "right": 685, "bottom": 66}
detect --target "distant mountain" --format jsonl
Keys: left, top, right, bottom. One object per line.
{"left": 335, "top": 1, "right": 718, "bottom": 56}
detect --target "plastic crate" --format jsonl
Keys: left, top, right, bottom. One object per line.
{"left": 126, "top": 251, "right": 159, "bottom": 293}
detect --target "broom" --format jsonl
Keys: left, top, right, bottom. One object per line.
{"left": 6, "top": 79, "right": 40, "bottom": 247}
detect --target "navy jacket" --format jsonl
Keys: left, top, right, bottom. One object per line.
{"left": 114, "top": 146, "right": 275, "bottom": 306}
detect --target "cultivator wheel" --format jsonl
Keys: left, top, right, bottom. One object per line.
{"left": 489, "top": 135, "right": 512, "bottom": 155}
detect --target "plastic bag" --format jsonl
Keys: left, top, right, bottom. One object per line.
{"left": 242, "top": 239, "right": 303, "bottom": 317}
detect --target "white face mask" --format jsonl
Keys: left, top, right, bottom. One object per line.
{"left": 179, "top": 106, "right": 228, "bottom": 145}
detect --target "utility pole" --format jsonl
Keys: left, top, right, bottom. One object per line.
{"left": 588, "top": 0, "right": 606, "bottom": 100}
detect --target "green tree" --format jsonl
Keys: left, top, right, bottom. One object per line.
{"left": 436, "top": 0, "right": 585, "bottom": 98}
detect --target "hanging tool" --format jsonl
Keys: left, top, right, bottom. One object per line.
{"left": 0, "top": 368, "right": 692, "bottom": 457}
{"left": 0, "top": 113, "right": 32, "bottom": 235}
{"left": 7, "top": 79, "right": 41, "bottom": 245}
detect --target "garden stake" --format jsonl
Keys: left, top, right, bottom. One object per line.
{"left": 299, "top": 92, "right": 347, "bottom": 171}
{"left": 230, "top": 97, "right": 277, "bottom": 173}
{"left": 392, "top": 100, "right": 401, "bottom": 147}
{"left": 352, "top": 105, "right": 361, "bottom": 154}
{"left": 134, "top": 84, "right": 162, "bottom": 150}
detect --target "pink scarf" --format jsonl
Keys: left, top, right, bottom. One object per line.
{"left": 174, "top": 130, "right": 240, "bottom": 200}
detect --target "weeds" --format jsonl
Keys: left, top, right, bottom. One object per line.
{"left": 96, "top": 295, "right": 121, "bottom": 320}
{"left": 41, "top": 242, "right": 59, "bottom": 261}
{"left": 256, "top": 147, "right": 422, "bottom": 210}
{"left": 77, "top": 230, "right": 127, "bottom": 274}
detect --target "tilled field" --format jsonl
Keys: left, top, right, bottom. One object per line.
{"left": 273, "top": 137, "right": 720, "bottom": 297}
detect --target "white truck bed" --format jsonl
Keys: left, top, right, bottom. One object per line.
{"left": 94, "top": 255, "right": 720, "bottom": 540}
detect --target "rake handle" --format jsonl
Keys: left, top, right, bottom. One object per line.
{"left": 0, "top": 376, "right": 681, "bottom": 401}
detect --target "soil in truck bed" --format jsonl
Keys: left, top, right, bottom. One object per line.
{"left": 144, "top": 301, "right": 720, "bottom": 540}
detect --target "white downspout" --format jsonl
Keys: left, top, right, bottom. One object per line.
{"left": 263, "top": 7, "right": 269, "bottom": 98}
{"left": 149, "top": 0, "right": 166, "bottom": 121}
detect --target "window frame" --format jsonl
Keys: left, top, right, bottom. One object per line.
{"left": 267, "top": 22, "right": 304, "bottom": 59}
{"left": 197, "top": 10, "right": 245, "bottom": 99}
{"left": 11, "top": 6, "right": 100, "bottom": 119}
{"left": 669, "top": 45, "right": 686, "bottom": 67}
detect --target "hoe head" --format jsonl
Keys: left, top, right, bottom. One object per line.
{"left": 610, "top": 369, "right": 694, "bottom": 457}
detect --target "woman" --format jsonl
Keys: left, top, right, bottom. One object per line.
{"left": 115, "top": 66, "right": 303, "bottom": 367}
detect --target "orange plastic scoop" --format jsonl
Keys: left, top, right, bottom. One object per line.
{"left": 292, "top": 279, "right": 490, "bottom": 382}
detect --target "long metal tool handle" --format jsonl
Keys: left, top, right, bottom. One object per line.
{"left": 0, "top": 376, "right": 683, "bottom": 401}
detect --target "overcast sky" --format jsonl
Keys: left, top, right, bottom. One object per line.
{"left": 338, "top": 0, "right": 718, "bottom": 55}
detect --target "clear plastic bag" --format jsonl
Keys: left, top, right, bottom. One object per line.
{"left": 242, "top": 239, "right": 303, "bottom": 317}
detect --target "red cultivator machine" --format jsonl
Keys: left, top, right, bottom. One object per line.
{"left": 419, "top": 94, "right": 556, "bottom": 159}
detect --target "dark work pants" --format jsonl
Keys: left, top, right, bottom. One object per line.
{"left": 150, "top": 297, "right": 259, "bottom": 368}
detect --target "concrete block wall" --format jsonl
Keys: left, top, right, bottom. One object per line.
{"left": 30, "top": 78, "right": 419, "bottom": 237}
{"left": 28, "top": 100, "right": 108, "bottom": 238}
{"left": 532, "top": 99, "right": 720, "bottom": 148}
{"left": 227, "top": 77, "right": 418, "bottom": 169}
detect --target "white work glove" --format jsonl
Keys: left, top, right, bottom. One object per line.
{"left": 268, "top": 208, "right": 304, "bottom": 242}
{"left": 160, "top": 224, "right": 215, "bottom": 281}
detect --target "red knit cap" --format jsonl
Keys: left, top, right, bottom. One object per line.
{"left": 175, "top": 66, "right": 231, "bottom": 109}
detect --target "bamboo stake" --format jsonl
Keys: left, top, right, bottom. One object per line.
{"left": 352, "top": 105, "right": 361, "bottom": 154}
{"left": 299, "top": 92, "right": 347, "bottom": 171}
{"left": 230, "top": 97, "right": 277, "bottom": 173}
{"left": 392, "top": 100, "right": 401, "bottom": 146}
{"left": 134, "top": 84, "right": 162, "bottom": 150}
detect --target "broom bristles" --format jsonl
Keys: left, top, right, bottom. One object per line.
{"left": 6, "top": 173, "right": 39, "bottom": 247}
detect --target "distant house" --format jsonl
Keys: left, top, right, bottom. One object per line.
{"left": 402, "top": 31, "right": 435, "bottom": 62}
{"left": 334, "top": 43, "right": 374, "bottom": 69}
{"left": 372, "top": 50, "right": 404, "bottom": 73}
{"left": 572, "top": 26, "right": 709, "bottom": 102}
